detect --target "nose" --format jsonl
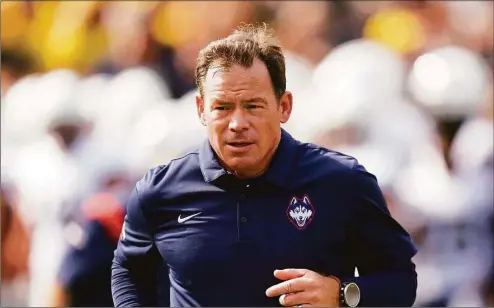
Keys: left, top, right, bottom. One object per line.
{"left": 228, "top": 108, "right": 249, "bottom": 132}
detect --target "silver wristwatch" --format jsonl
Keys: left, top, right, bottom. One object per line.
{"left": 340, "top": 282, "right": 361, "bottom": 307}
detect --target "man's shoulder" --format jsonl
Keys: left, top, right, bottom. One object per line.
{"left": 136, "top": 150, "right": 202, "bottom": 197}
{"left": 290, "top": 141, "right": 363, "bottom": 187}
{"left": 291, "top": 141, "right": 386, "bottom": 206}
{"left": 298, "top": 142, "right": 359, "bottom": 169}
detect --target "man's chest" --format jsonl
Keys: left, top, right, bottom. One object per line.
{"left": 152, "top": 184, "right": 356, "bottom": 285}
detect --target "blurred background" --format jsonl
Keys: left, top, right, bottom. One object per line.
{"left": 1, "top": 1, "right": 493, "bottom": 307}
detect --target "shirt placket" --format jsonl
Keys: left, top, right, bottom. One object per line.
{"left": 237, "top": 183, "right": 253, "bottom": 243}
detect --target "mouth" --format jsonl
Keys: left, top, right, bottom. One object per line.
{"left": 226, "top": 141, "right": 255, "bottom": 153}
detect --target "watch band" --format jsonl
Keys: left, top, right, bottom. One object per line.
{"left": 327, "top": 275, "right": 343, "bottom": 306}
{"left": 340, "top": 282, "right": 348, "bottom": 307}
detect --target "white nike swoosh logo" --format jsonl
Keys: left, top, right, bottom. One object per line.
{"left": 177, "top": 212, "right": 202, "bottom": 223}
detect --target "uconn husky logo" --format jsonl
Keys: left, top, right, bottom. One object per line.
{"left": 286, "top": 195, "right": 315, "bottom": 230}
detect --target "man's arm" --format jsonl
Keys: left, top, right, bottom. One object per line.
{"left": 111, "top": 183, "right": 161, "bottom": 307}
{"left": 345, "top": 164, "right": 418, "bottom": 307}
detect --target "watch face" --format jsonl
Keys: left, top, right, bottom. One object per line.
{"left": 344, "top": 283, "right": 361, "bottom": 307}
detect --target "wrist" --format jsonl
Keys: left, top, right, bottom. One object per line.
{"left": 327, "top": 275, "right": 341, "bottom": 306}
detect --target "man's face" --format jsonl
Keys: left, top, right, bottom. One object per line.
{"left": 196, "top": 58, "right": 292, "bottom": 178}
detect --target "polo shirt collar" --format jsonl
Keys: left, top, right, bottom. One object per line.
{"left": 198, "top": 128, "right": 299, "bottom": 187}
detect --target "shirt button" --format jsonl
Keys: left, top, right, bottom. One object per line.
{"left": 239, "top": 193, "right": 246, "bottom": 200}
{"left": 240, "top": 217, "right": 248, "bottom": 223}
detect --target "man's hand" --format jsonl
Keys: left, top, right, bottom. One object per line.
{"left": 265, "top": 269, "right": 340, "bottom": 307}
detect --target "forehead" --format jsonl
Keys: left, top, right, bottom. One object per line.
{"left": 204, "top": 59, "right": 273, "bottom": 100}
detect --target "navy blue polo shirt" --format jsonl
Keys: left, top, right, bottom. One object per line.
{"left": 112, "top": 129, "right": 418, "bottom": 307}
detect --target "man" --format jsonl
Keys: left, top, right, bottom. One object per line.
{"left": 111, "top": 23, "right": 418, "bottom": 307}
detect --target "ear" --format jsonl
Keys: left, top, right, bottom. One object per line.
{"left": 303, "top": 195, "right": 310, "bottom": 204}
{"left": 279, "top": 91, "right": 293, "bottom": 124}
{"left": 290, "top": 197, "right": 297, "bottom": 206}
{"left": 196, "top": 95, "right": 206, "bottom": 126}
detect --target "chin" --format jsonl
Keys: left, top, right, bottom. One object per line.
{"left": 225, "top": 157, "right": 257, "bottom": 173}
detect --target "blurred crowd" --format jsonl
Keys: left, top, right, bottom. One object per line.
{"left": 1, "top": 1, "right": 493, "bottom": 307}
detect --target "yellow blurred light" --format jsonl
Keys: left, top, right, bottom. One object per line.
{"left": 363, "top": 9, "right": 425, "bottom": 54}
{"left": 1, "top": 2, "right": 17, "bottom": 11}
{"left": 41, "top": 24, "right": 87, "bottom": 70}
{"left": 27, "top": 1, "right": 107, "bottom": 72}
{"left": 81, "top": 25, "right": 109, "bottom": 72}
{"left": 1, "top": 2, "right": 29, "bottom": 44}
{"left": 126, "top": 1, "right": 160, "bottom": 13}
{"left": 150, "top": 3, "right": 202, "bottom": 47}
{"left": 24, "top": 2, "right": 61, "bottom": 54}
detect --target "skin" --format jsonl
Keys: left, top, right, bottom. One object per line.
{"left": 266, "top": 269, "right": 340, "bottom": 307}
{"left": 1, "top": 190, "right": 30, "bottom": 282}
{"left": 196, "top": 58, "right": 341, "bottom": 306}
{"left": 46, "top": 282, "right": 68, "bottom": 307}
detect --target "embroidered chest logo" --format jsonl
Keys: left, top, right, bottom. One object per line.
{"left": 286, "top": 194, "right": 315, "bottom": 230}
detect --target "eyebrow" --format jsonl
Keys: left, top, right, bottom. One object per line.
{"left": 214, "top": 97, "right": 268, "bottom": 105}
{"left": 241, "top": 97, "right": 267, "bottom": 104}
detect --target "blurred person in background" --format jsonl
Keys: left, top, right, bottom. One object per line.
{"left": 457, "top": 78, "right": 494, "bottom": 307}
{"left": 405, "top": 42, "right": 493, "bottom": 306}
{"left": 6, "top": 97, "right": 96, "bottom": 306}
{"left": 1, "top": 182, "right": 31, "bottom": 306}
{"left": 93, "top": 1, "right": 258, "bottom": 100}
{"left": 92, "top": 2, "right": 194, "bottom": 99}
{"left": 145, "top": 1, "right": 258, "bottom": 99}
{"left": 46, "top": 169, "right": 171, "bottom": 307}
{"left": 271, "top": 1, "right": 332, "bottom": 65}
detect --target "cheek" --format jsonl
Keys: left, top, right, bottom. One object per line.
{"left": 256, "top": 119, "right": 279, "bottom": 144}
{"left": 207, "top": 117, "right": 227, "bottom": 135}
{"left": 207, "top": 120, "right": 230, "bottom": 154}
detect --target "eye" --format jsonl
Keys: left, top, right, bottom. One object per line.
{"left": 214, "top": 106, "right": 231, "bottom": 111}
{"left": 246, "top": 104, "right": 262, "bottom": 110}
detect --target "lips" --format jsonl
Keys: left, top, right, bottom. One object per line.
{"left": 227, "top": 142, "right": 254, "bottom": 147}
{"left": 225, "top": 141, "right": 255, "bottom": 153}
